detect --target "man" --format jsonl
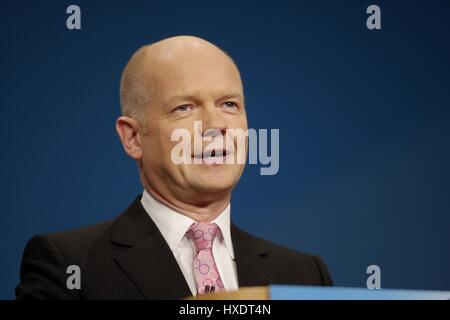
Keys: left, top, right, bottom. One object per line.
{"left": 16, "top": 36, "right": 332, "bottom": 299}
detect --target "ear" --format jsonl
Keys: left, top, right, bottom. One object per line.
{"left": 116, "top": 116, "right": 143, "bottom": 160}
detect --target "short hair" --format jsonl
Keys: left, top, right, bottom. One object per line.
{"left": 119, "top": 45, "right": 152, "bottom": 128}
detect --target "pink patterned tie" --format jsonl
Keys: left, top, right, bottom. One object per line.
{"left": 187, "top": 222, "right": 225, "bottom": 295}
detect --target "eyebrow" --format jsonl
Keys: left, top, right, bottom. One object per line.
{"left": 163, "top": 92, "right": 244, "bottom": 109}
{"left": 218, "top": 93, "right": 244, "bottom": 101}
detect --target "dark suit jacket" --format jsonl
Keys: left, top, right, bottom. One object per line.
{"left": 16, "top": 196, "right": 333, "bottom": 299}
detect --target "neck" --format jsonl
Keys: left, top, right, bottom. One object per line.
{"left": 144, "top": 183, "right": 231, "bottom": 222}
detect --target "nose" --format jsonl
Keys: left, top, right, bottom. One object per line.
{"left": 199, "top": 104, "right": 227, "bottom": 137}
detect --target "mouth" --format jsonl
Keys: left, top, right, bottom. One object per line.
{"left": 192, "top": 149, "right": 232, "bottom": 164}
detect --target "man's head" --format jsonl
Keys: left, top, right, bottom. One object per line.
{"left": 116, "top": 36, "right": 248, "bottom": 209}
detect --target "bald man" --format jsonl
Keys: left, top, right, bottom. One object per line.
{"left": 16, "top": 36, "right": 332, "bottom": 300}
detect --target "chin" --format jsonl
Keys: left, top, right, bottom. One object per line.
{"left": 182, "top": 163, "right": 244, "bottom": 192}
{"left": 189, "top": 172, "right": 238, "bottom": 193}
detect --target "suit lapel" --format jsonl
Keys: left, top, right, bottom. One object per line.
{"left": 108, "top": 197, "right": 277, "bottom": 298}
{"left": 110, "top": 197, "right": 191, "bottom": 299}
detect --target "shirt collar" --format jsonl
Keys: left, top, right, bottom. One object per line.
{"left": 140, "top": 189, "right": 235, "bottom": 260}
{"left": 210, "top": 201, "right": 235, "bottom": 260}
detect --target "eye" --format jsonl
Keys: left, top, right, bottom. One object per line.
{"left": 174, "top": 104, "right": 193, "bottom": 112}
{"left": 223, "top": 101, "right": 238, "bottom": 109}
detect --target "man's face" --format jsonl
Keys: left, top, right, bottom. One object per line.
{"left": 140, "top": 49, "right": 248, "bottom": 201}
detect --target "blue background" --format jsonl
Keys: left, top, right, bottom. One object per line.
{"left": 1, "top": 0, "right": 449, "bottom": 299}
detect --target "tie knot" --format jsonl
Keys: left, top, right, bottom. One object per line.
{"left": 187, "top": 222, "right": 221, "bottom": 252}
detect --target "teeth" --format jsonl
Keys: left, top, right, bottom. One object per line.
{"left": 192, "top": 150, "right": 228, "bottom": 159}
{"left": 202, "top": 151, "right": 226, "bottom": 158}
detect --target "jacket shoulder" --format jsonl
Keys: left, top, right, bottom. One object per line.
{"left": 235, "top": 226, "right": 333, "bottom": 286}
{"left": 16, "top": 220, "right": 115, "bottom": 300}
{"left": 38, "top": 220, "right": 114, "bottom": 264}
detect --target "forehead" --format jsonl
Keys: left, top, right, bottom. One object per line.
{"left": 147, "top": 51, "right": 243, "bottom": 101}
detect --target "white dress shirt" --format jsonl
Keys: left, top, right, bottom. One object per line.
{"left": 140, "top": 189, "right": 239, "bottom": 296}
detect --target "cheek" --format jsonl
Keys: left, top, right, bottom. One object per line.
{"left": 162, "top": 125, "right": 193, "bottom": 162}
{"left": 141, "top": 139, "right": 158, "bottom": 168}
{"left": 141, "top": 128, "right": 171, "bottom": 163}
{"left": 233, "top": 114, "right": 248, "bottom": 130}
